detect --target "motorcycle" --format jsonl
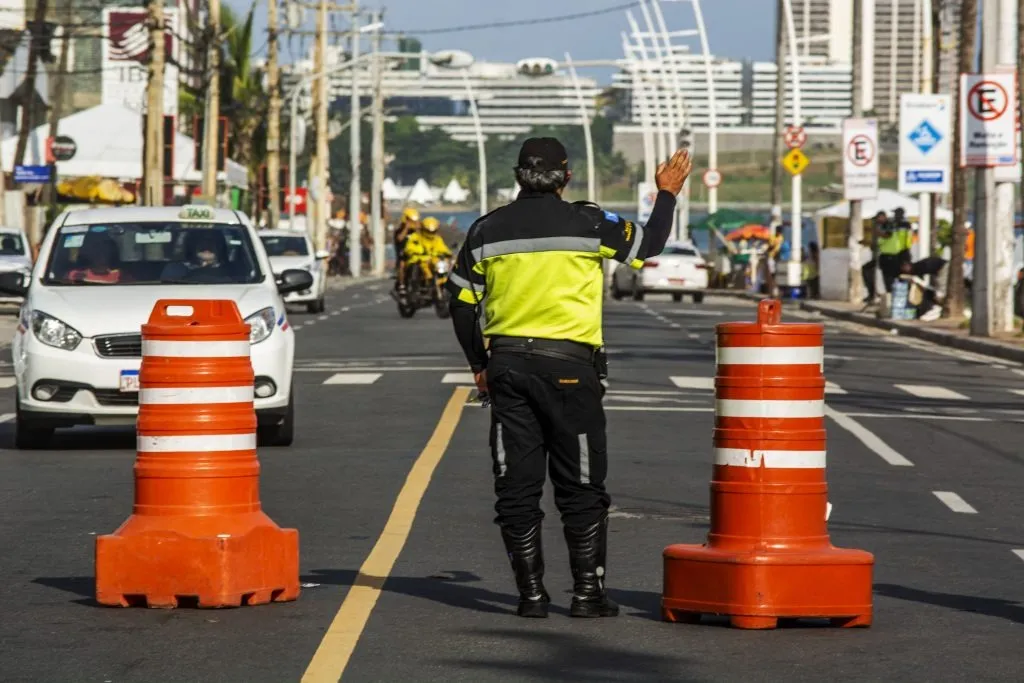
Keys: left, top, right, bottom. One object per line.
{"left": 392, "top": 255, "right": 452, "bottom": 319}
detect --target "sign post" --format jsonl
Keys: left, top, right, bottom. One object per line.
{"left": 842, "top": 118, "right": 879, "bottom": 201}
{"left": 960, "top": 72, "right": 1018, "bottom": 168}
{"left": 899, "top": 94, "right": 953, "bottom": 260}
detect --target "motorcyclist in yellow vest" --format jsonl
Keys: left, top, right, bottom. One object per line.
{"left": 878, "top": 211, "right": 914, "bottom": 293}
{"left": 403, "top": 216, "right": 452, "bottom": 282}
{"left": 395, "top": 208, "right": 421, "bottom": 293}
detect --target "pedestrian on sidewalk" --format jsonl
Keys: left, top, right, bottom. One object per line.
{"left": 445, "top": 137, "right": 692, "bottom": 619}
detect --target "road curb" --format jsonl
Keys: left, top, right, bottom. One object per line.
{"left": 800, "top": 300, "right": 1024, "bottom": 364}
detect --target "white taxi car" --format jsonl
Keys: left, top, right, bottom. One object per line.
{"left": 0, "top": 205, "right": 313, "bottom": 450}
{"left": 611, "top": 241, "right": 709, "bottom": 303}
{"left": 0, "top": 227, "right": 32, "bottom": 305}
{"left": 258, "top": 228, "right": 328, "bottom": 313}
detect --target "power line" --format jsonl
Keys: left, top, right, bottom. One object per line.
{"left": 383, "top": 1, "right": 641, "bottom": 36}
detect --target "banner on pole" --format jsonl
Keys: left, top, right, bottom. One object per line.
{"left": 899, "top": 93, "right": 953, "bottom": 194}
{"left": 842, "top": 118, "right": 879, "bottom": 200}
{"left": 960, "top": 72, "right": 1018, "bottom": 168}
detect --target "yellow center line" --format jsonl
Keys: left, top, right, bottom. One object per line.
{"left": 300, "top": 386, "right": 473, "bottom": 683}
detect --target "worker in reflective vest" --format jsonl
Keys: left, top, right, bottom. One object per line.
{"left": 877, "top": 214, "right": 914, "bottom": 294}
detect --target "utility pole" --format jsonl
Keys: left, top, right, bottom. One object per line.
{"left": 988, "top": 0, "right": 1017, "bottom": 333}
{"left": 971, "top": 0, "right": 997, "bottom": 336}
{"left": 1019, "top": 0, "right": 1024, "bottom": 223}
{"left": 918, "top": 0, "right": 934, "bottom": 264}
{"left": 143, "top": 0, "right": 165, "bottom": 207}
{"left": 14, "top": 0, "right": 47, "bottom": 170}
{"left": 201, "top": 0, "right": 221, "bottom": 203}
{"left": 945, "top": 0, "right": 977, "bottom": 318}
{"left": 348, "top": 5, "right": 363, "bottom": 278}
{"left": 769, "top": 0, "right": 786, "bottom": 227}
{"left": 267, "top": 0, "right": 282, "bottom": 228}
{"left": 370, "top": 11, "right": 385, "bottom": 276}
{"left": 930, "top": 0, "right": 943, "bottom": 257}
{"left": 309, "top": 0, "right": 330, "bottom": 256}
{"left": 848, "top": 0, "right": 865, "bottom": 304}
{"left": 46, "top": 0, "right": 72, "bottom": 227}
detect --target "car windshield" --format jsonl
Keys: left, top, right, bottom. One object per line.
{"left": 664, "top": 246, "right": 698, "bottom": 257}
{"left": 0, "top": 233, "right": 25, "bottom": 255}
{"left": 43, "top": 222, "right": 264, "bottom": 286}
{"left": 260, "top": 235, "right": 309, "bottom": 257}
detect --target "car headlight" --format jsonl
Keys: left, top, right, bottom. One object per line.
{"left": 31, "top": 311, "right": 82, "bottom": 351}
{"left": 245, "top": 307, "right": 277, "bottom": 345}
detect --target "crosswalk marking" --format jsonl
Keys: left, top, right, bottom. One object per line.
{"left": 670, "top": 376, "right": 714, "bottom": 390}
{"left": 442, "top": 372, "right": 476, "bottom": 384}
{"left": 932, "top": 491, "right": 978, "bottom": 514}
{"left": 895, "top": 384, "right": 970, "bottom": 400}
{"left": 825, "top": 381, "right": 847, "bottom": 395}
{"left": 1010, "top": 389, "right": 1024, "bottom": 397}
{"left": 323, "top": 373, "right": 382, "bottom": 385}
{"left": 0, "top": 377, "right": 15, "bottom": 389}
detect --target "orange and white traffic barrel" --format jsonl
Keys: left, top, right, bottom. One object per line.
{"left": 662, "top": 299, "right": 873, "bottom": 629}
{"left": 95, "top": 299, "right": 299, "bottom": 608}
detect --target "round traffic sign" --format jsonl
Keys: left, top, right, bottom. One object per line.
{"left": 51, "top": 135, "right": 76, "bottom": 161}
{"left": 702, "top": 169, "right": 722, "bottom": 189}
{"left": 846, "top": 134, "right": 875, "bottom": 167}
{"left": 968, "top": 80, "right": 1009, "bottom": 121}
{"left": 784, "top": 125, "right": 807, "bottom": 149}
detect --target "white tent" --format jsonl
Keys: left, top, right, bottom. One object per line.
{"left": 382, "top": 177, "right": 404, "bottom": 201}
{"left": 1, "top": 103, "right": 248, "bottom": 189}
{"left": 814, "top": 188, "right": 953, "bottom": 223}
{"left": 405, "top": 177, "right": 434, "bottom": 205}
{"left": 441, "top": 177, "right": 470, "bottom": 203}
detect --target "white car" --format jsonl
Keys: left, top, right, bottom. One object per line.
{"left": 0, "top": 205, "right": 314, "bottom": 450}
{"left": 0, "top": 227, "right": 32, "bottom": 304}
{"left": 258, "top": 228, "right": 329, "bottom": 313}
{"left": 611, "top": 241, "right": 709, "bottom": 303}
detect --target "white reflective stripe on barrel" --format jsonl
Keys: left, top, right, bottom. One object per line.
{"left": 716, "top": 346, "right": 824, "bottom": 366}
{"left": 142, "top": 340, "right": 251, "bottom": 358}
{"left": 140, "top": 386, "right": 254, "bottom": 404}
{"left": 714, "top": 447, "right": 827, "bottom": 468}
{"left": 137, "top": 433, "right": 257, "bottom": 453}
{"left": 715, "top": 399, "right": 825, "bottom": 419}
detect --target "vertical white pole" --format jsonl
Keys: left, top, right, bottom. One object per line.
{"left": 565, "top": 53, "right": 596, "bottom": 204}
{"left": 349, "top": 14, "right": 363, "bottom": 278}
{"left": 918, "top": 0, "right": 934, "bottom": 260}
{"left": 462, "top": 70, "right": 487, "bottom": 216}
{"left": 889, "top": 0, "right": 899, "bottom": 124}
{"left": 994, "top": 0, "right": 1018, "bottom": 331}
{"left": 690, "top": 0, "right": 719, "bottom": 215}
{"left": 622, "top": 34, "right": 656, "bottom": 185}
{"left": 782, "top": 0, "right": 803, "bottom": 289}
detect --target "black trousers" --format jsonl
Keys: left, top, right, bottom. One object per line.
{"left": 486, "top": 349, "right": 610, "bottom": 534}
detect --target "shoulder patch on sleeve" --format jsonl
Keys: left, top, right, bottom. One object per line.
{"left": 623, "top": 220, "right": 634, "bottom": 242}
{"left": 603, "top": 210, "right": 620, "bottom": 223}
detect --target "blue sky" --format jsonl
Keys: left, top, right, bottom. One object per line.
{"left": 226, "top": 0, "right": 775, "bottom": 83}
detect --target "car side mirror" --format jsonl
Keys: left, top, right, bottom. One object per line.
{"left": 277, "top": 268, "right": 314, "bottom": 294}
{"left": 0, "top": 270, "right": 29, "bottom": 297}
{"left": 315, "top": 249, "right": 330, "bottom": 260}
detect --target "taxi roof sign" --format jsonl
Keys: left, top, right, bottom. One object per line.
{"left": 178, "top": 205, "right": 218, "bottom": 221}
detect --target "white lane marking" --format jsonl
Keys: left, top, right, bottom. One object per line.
{"left": 323, "top": 373, "right": 382, "bottom": 385}
{"left": 295, "top": 365, "right": 468, "bottom": 373}
{"left": 669, "top": 323, "right": 681, "bottom": 329}
{"left": 352, "top": 293, "right": 362, "bottom": 299}
{"left": 688, "top": 333, "right": 700, "bottom": 340}
{"left": 0, "top": 413, "right": 13, "bottom": 423}
{"left": 823, "top": 405, "right": 914, "bottom": 466}
{"left": 604, "top": 395, "right": 705, "bottom": 405}
{"left": 341, "top": 306, "right": 351, "bottom": 312}
{"left": 824, "top": 353, "right": 860, "bottom": 361}
{"left": 605, "top": 406, "right": 714, "bottom": 412}
{"left": 442, "top": 372, "right": 477, "bottom": 384}
{"left": 718, "top": 346, "right": 823, "bottom": 366}
{"left": 292, "top": 324, "right": 304, "bottom": 331}
{"left": 844, "top": 412, "right": 991, "bottom": 422}
{"left": 825, "top": 381, "right": 847, "bottom": 395}
{"left": 933, "top": 491, "right": 978, "bottom": 514}
{"left": 715, "top": 447, "right": 826, "bottom": 468}
{"left": 142, "top": 340, "right": 250, "bottom": 358}
{"left": 141, "top": 386, "right": 252, "bottom": 404}
{"left": 606, "top": 390, "right": 684, "bottom": 396}
{"left": 1010, "top": 389, "right": 1024, "bottom": 397}
{"left": 330, "top": 310, "right": 341, "bottom": 316}
{"left": 137, "top": 433, "right": 256, "bottom": 453}
{"left": 717, "top": 399, "right": 824, "bottom": 418}
{"left": 1012, "top": 549, "right": 1024, "bottom": 563}
{"left": 671, "top": 376, "right": 714, "bottom": 390}
{"left": 895, "top": 384, "right": 970, "bottom": 400}
{"left": 0, "top": 377, "right": 15, "bottom": 388}
{"left": 318, "top": 315, "right": 330, "bottom": 321}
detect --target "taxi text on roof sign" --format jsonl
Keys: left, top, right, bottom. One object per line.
{"left": 178, "top": 205, "right": 217, "bottom": 221}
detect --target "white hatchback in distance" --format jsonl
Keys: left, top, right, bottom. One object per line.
{"left": 0, "top": 228, "right": 32, "bottom": 305}
{"left": 0, "top": 205, "right": 314, "bottom": 450}
{"left": 611, "top": 241, "right": 709, "bottom": 303}
{"left": 258, "top": 229, "right": 329, "bottom": 313}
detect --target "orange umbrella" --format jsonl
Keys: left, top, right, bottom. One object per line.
{"left": 725, "top": 224, "right": 771, "bottom": 241}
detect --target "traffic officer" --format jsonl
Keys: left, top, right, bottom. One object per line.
{"left": 878, "top": 210, "right": 914, "bottom": 294}
{"left": 446, "top": 137, "right": 692, "bottom": 619}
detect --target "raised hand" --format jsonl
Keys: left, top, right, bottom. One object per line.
{"left": 655, "top": 148, "right": 693, "bottom": 196}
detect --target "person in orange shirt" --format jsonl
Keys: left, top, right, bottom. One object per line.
{"left": 67, "top": 234, "right": 122, "bottom": 284}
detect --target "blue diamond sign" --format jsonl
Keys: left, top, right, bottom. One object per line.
{"left": 908, "top": 119, "right": 942, "bottom": 155}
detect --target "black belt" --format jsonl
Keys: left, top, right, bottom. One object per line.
{"left": 489, "top": 336, "right": 597, "bottom": 364}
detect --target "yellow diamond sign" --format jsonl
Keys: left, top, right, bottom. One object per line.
{"left": 782, "top": 148, "right": 810, "bottom": 175}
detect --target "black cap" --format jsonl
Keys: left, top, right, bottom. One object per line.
{"left": 517, "top": 137, "right": 568, "bottom": 172}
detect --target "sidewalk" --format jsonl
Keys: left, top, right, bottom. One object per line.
{"left": 800, "top": 299, "right": 1024, "bottom": 364}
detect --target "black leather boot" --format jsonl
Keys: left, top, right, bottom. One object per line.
{"left": 564, "top": 516, "right": 619, "bottom": 618}
{"left": 500, "top": 523, "right": 550, "bottom": 618}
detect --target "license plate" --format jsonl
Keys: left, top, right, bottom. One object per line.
{"left": 119, "top": 370, "right": 140, "bottom": 393}
{"left": 669, "top": 278, "right": 686, "bottom": 285}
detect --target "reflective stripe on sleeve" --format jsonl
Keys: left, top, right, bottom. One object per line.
{"left": 471, "top": 236, "right": 601, "bottom": 261}
{"left": 625, "top": 222, "right": 645, "bottom": 264}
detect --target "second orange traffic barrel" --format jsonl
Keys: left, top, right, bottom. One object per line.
{"left": 95, "top": 299, "right": 300, "bottom": 608}
{"left": 662, "top": 299, "right": 873, "bottom": 629}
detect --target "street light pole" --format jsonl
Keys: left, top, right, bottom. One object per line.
{"left": 621, "top": 33, "right": 656, "bottom": 185}
{"left": 564, "top": 53, "right": 596, "bottom": 203}
{"left": 348, "top": 8, "right": 363, "bottom": 278}
{"left": 461, "top": 69, "right": 487, "bottom": 217}
{"left": 781, "top": 0, "right": 803, "bottom": 290}
{"left": 370, "top": 12, "right": 385, "bottom": 276}
{"left": 689, "top": 0, "right": 719, "bottom": 215}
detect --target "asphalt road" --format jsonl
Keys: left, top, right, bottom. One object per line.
{"left": 2, "top": 282, "right": 1024, "bottom": 683}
